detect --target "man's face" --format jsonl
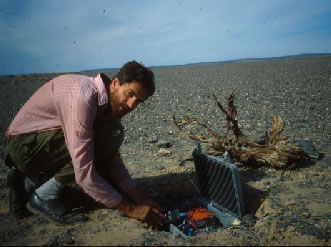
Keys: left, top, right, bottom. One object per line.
{"left": 110, "top": 78, "right": 149, "bottom": 118}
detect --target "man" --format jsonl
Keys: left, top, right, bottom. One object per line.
{"left": 5, "top": 60, "right": 164, "bottom": 227}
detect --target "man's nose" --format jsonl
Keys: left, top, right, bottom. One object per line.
{"left": 127, "top": 97, "right": 139, "bottom": 109}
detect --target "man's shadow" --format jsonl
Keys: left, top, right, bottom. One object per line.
{"left": 63, "top": 170, "right": 267, "bottom": 219}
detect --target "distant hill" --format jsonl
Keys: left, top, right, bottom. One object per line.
{"left": 81, "top": 67, "right": 120, "bottom": 72}
{"left": 183, "top": 53, "right": 331, "bottom": 66}
{"left": 81, "top": 53, "right": 331, "bottom": 72}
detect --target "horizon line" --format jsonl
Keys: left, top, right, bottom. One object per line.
{"left": 2, "top": 52, "right": 331, "bottom": 77}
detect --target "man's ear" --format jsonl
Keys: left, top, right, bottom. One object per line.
{"left": 111, "top": 77, "right": 120, "bottom": 90}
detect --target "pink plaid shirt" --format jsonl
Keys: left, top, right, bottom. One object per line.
{"left": 7, "top": 74, "right": 136, "bottom": 208}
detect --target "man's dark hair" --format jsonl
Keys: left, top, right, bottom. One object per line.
{"left": 114, "top": 60, "right": 155, "bottom": 96}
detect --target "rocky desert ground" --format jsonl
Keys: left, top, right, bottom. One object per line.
{"left": 0, "top": 56, "right": 330, "bottom": 246}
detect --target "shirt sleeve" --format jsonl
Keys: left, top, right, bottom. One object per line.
{"left": 106, "top": 152, "right": 137, "bottom": 194}
{"left": 54, "top": 78, "right": 123, "bottom": 208}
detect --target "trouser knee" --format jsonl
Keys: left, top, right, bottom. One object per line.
{"left": 5, "top": 130, "right": 72, "bottom": 178}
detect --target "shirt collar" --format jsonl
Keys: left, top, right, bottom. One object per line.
{"left": 93, "top": 73, "right": 111, "bottom": 106}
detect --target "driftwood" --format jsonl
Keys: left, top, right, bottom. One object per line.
{"left": 173, "top": 93, "right": 309, "bottom": 169}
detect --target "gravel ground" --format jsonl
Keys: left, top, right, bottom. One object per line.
{"left": 0, "top": 56, "right": 330, "bottom": 246}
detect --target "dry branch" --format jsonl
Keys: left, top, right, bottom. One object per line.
{"left": 173, "top": 94, "right": 310, "bottom": 169}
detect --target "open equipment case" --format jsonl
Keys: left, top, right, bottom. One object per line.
{"left": 164, "top": 142, "right": 246, "bottom": 237}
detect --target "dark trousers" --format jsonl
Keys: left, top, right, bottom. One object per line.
{"left": 5, "top": 119, "right": 124, "bottom": 189}
{"left": 6, "top": 130, "right": 76, "bottom": 185}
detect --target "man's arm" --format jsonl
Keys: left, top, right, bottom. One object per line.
{"left": 106, "top": 153, "right": 161, "bottom": 209}
{"left": 106, "top": 153, "right": 165, "bottom": 227}
{"left": 54, "top": 78, "right": 124, "bottom": 208}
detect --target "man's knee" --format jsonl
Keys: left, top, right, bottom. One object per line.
{"left": 54, "top": 163, "right": 76, "bottom": 185}
{"left": 5, "top": 130, "right": 72, "bottom": 179}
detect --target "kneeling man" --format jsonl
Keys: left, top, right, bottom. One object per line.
{"left": 5, "top": 61, "right": 164, "bottom": 227}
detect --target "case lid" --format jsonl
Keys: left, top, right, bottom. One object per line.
{"left": 192, "top": 142, "right": 245, "bottom": 218}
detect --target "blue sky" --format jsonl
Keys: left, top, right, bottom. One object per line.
{"left": 0, "top": 0, "right": 330, "bottom": 75}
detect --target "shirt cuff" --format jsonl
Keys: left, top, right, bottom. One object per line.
{"left": 103, "top": 192, "right": 123, "bottom": 208}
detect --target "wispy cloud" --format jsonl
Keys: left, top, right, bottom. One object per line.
{"left": 0, "top": 0, "right": 330, "bottom": 75}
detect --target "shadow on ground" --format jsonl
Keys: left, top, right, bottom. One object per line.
{"left": 64, "top": 171, "right": 267, "bottom": 224}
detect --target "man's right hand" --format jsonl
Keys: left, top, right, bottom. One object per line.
{"left": 115, "top": 197, "right": 165, "bottom": 228}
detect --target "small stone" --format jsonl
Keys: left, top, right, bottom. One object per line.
{"left": 157, "top": 141, "right": 172, "bottom": 148}
{"left": 287, "top": 226, "right": 296, "bottom": 232}
{"left": 232, "top": 219, "right": 241, "bottom": 226}
{"left": 302, "top": 212, "right": 311, "bottom": 217}
{"left": 283, "top": 210, "right": 294, "bottom": 217}
{"left": 255, "top": 199, "right": 277, "bottom": 218}
{"left": 147, "top": 136, "right": 158, "bottom": 143}
{"left": 283, "top": 200, "right": 296, "bottom": 207}
{"left": 158, "top": 148, "right": 171, "bottom": 155}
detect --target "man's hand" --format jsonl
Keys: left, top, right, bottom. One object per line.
{"left": 138, "top": 197, "right": 161, "bottom": 211}
{"left": 126, "top": 205, "right": 164, "bottom": 228}
{"left": 115, "top": 197, "right": 165, "bottom": 228}
{"left": 127, "top": 185, "right": 162, "bottom": 210}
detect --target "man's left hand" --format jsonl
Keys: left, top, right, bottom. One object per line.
{"left": 127, "top": 186, "right": 162, "bottom": 211}
{"left": 139, "top": 198, "right": 161, "bottom": 210}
